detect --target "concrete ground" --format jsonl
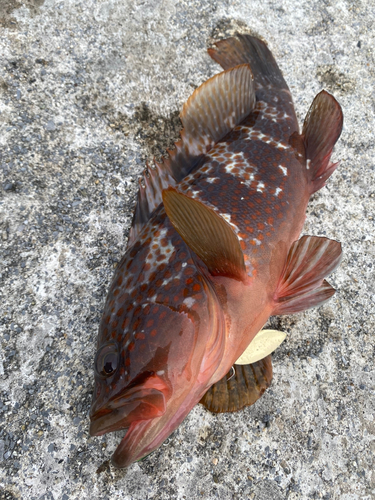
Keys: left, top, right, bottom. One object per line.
{"left": 0, "top": 0, "right": 374, "bottom": 498}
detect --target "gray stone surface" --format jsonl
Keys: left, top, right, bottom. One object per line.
{"left": 0, "top": 0, "right": 374, "bottom": 498}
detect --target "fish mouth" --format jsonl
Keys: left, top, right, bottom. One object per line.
{"left": 91, "top": 416, "right": 154, "bottom": 468}
{"left": 90, "top": 388, "right": 193, "bottom": 468}
{"left": 89, "top": 387, "right": 166, "bottom": 437}
{"left": 90, "top": 404, "right": 164, "bottom": 468}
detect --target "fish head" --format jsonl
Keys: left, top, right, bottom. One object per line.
{"left": 89, "top": 264, "right": 225, "bottom": 468}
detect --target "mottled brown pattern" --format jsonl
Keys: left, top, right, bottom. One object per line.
{"left": 90, "top": 34, "right": 343, "bottom": 468}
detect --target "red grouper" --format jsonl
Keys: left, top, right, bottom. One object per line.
{"left": 89, "top": 34, "right": 343, "bottom": 468}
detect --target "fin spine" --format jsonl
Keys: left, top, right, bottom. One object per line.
{"left": 128, "top": 63, "right": 256, "bottom": 246}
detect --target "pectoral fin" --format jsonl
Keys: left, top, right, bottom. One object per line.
{"left": 289, "top": 91, "right": 343, "bottom": 194}
{"left": 163, "top": 187, "right": 248, "bottom": 283}
{"left": 273, "top": 235, "right": 342, "bottom": 315}
{"left": 200, "top": 356, "right": 273, "bottom": 413}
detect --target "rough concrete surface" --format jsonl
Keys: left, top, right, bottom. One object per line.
{"left": 0, "top": 0, "right": 374, "bottom": 498}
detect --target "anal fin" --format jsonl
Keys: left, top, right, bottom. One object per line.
{"left": 163, "top": 63, "right": 255, "bottom": 181}
{"left": 200, "top": 356, "right": 273, "bottom": 413}
{"left": 273, "top": 235, "right": 342, "bottom": 315}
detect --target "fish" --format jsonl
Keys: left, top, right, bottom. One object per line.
{"left": 89, "top": 34, "right": 343, "bottom": 468}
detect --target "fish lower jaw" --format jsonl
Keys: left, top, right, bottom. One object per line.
{"left": 111, "top": 420, "right": 154, "bottom": 468}
{"left": 111, "top": 387, "right": 211, "bottom": 468}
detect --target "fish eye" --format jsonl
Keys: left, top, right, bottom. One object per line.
{"left": 94, "top": 343, "right": 119, "bottom": 378}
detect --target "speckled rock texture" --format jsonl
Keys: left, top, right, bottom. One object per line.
{"left": 0, "top": 0, "right": 374, "bottom": 499}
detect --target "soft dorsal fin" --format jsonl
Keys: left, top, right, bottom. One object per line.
{"left": 290, "top": 90, "right": 343, "bottom": 194}
{"left": 163, "top": 63, "right": 255, "bottom": 180}
{"left": 273, "top": 235, "right": 342, "bottom": 315}
{"left": 163, "top": 187, "right": 248, "bottom": 283}
{"left": 128, "top": 63, "right": 256, "bottom": 247}
{"left": 200, "top": 356, "right": 273, "bottom": 413}
{"left": 208, "top": 34, "right": 289, "bottom": 90}
{"left": 127, "top": 162, "right": 175, "bottom": 248}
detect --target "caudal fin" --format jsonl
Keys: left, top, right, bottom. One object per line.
{"left": 208, "top": 34, "right": 288, "bottom": 90}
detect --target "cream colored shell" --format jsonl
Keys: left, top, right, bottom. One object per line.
{"left": 235, "top": 329, "right": 287, "bottom": 365}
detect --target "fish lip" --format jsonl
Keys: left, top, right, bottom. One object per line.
{"left": 90, "top": 410, "right": 161, "bottom": 468}
{"left": 89, "top": 396, "right": 136, "bottom": 437}
{"left": 89, "top": 399, "right": 140, "bottom": 437}
{"left": 89, "top": 408, "right": 126, "bottom": 437}
{"left": 89, "top": 386, "right": 166, "bottom": 437}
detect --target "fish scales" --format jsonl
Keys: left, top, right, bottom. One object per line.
{"left": 101, "top": 89, "right": 300, "bottom": 359}
{"left": 90, "top": 34, "right": 343, "bottom": 468}
{"left": 178, "top": 87, "right": 303, "bottom": 280}
{"left": 99, "top": 211, "right": 211, "bottom": 384}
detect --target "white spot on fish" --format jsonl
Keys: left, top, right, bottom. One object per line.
{"left": 183, "top": 297, "right": 195, "bottom": 308}
{"left": 224, "top": 163, "right": 235, "bottom": 174}
{"left": 276, "top": 142, "right": 289, "bottom": 150}
{"left": 278, "top": 165, "right": 288, "bottom": 176}
{"left": 275, "top": 187, "right": 283, "bottom": 196}
{"left": 220, "top": 212, "right": 241, "bottom": 235}
{"left": 253, "top": 238, "right": 262, "bottom": 246}
{"left": 306, "top": 159, "right": 311, "bottom": 170}
{"left": 156, "top": 370, "right": 165, "bottom": 376}
{"left": 221, "top": 213, "right": 232, "bottom": 223}
{"left": 191, "top": 190, "right": 202, "bottom": 199}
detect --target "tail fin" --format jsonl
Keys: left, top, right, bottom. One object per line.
{"left": 208, "top": 34, "right": 288, "bottom": 90}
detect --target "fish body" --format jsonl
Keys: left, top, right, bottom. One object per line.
{"left": 90, "top": 35, "right": 343, "bottom": 467}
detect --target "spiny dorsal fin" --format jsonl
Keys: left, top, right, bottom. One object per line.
{"left": 127, "top": 161, "right": 175, "bottom": 248}
{"left": 162, "top": 63, "right": 255, "bottom": 180}
{"left": 128, "top": 64, "right": 256, "bottom": 246}
{"left": 208, "top": 34, "right": 288, "bottom": 90}
{"left": 163, "top": 187, "right": 248, "bottom": 283}
{"left": 200, "top": 356, "right": 273, "bottom": 413}
{"left": 273, "top": 235, "right": 342, "bottom": 315}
